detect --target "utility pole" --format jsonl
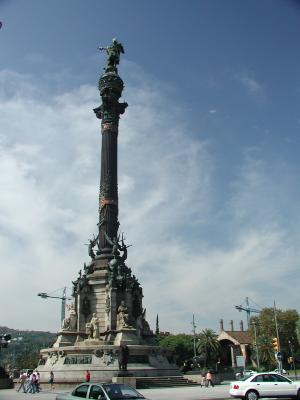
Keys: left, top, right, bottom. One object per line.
{"left": 251, "top": 322, "right": 260, "bottom": 370}
{"left": 191, "top": 314, "right": 197, "bottom": 357}
{"left": 273, "top": 300, "right": 282, "bottom": 372}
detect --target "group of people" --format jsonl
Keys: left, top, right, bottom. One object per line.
{"left": 17, "top": 370, "right": 54, "bottom": 393}
{"left": 17, "top": 370, "right": 41, "bottom": 394}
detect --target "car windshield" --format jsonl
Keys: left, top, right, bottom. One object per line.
{"left": 103, "top": 384, "right": 145, "bottom": 399}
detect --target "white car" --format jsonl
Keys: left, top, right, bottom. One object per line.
{"left": 230, "top": 372, "right": 300, "bottom": 400}
{"left": 236, "top": 370, "right": 256, "bottom": 379}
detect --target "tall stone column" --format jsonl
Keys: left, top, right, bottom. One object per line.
{"left": 94, "top": 40, "right": 127, "bottom": 257}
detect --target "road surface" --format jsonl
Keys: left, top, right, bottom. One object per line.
{"left": 0, "top": 384, "right": 231, "bottom": 400}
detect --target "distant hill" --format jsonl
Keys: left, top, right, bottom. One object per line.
{"left": 0, "top": 326, "right": 56, "bottom": 371}
{"left": 0, "top": 326, "right": 56, "bottom": 341}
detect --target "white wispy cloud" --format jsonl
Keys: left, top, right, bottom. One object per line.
{"left": 237, "top": 72, "right": 264, "bottom": 98}
{"left": 0, "top": 66, "right": 299, "bottom": 335}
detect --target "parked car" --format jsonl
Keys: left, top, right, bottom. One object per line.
{"left": 235, "top": 370, "right": 256, "bottom": 379}
{"left": 56, "top": 383, "right": 148, "bottom": 400}
{"left": 230, "top": 372, "right": 300, "bottom": 400}
{"left": 273, "top": 368, "right": 288, "bottom": 375}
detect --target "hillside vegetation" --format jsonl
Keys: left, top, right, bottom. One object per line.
{"left": 0, "top": 326, "right": 56, "bottom": 371}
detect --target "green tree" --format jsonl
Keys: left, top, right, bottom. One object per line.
{"left": 157, "top": 334, "right": 194, "bottom": 366}
{"left": 250, "top": 308, "right": 299, "bottom": 369}
{"left": 295, "top": 319, "right": 300, "bottom": 345}
{"left": 196, "top": 328, "right": 220, "bottom": 368}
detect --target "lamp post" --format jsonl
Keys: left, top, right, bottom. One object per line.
{"left": 191, "top": 314, "right": 197, "bottom": 357}
{"left": 251, "top": 322, "right": 260, "bottom": 370}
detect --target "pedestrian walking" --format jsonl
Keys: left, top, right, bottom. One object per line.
{"left": 35, "top": 371, "right": 41, "bottom": 392}
{"left": 24, "top": 373, "right": 31, "bottom": 393}
{"left": 49, "top": 371, "right": 54, "bottom": 390}
{"left": 206, "top": 370, "right": 214, "bottom": 387}
{"left": 17, "top": 372, "right": 27, "bottom": 393}
{"left": 28, "top": 372, "right": 37, "bottom": 393}
{"left": 85, "top": 370, "right": 91, "bottom": 382}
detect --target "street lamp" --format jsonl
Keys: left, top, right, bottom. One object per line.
{"left": 191, "top": 314, "right": 197, "bottom": 357}
{"left": 251, "top": 322, "right": 260, "bottom": 370}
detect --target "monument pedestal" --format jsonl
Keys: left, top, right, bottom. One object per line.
{"left": 114, "top": 329, "right": 139, "bottom": 346}
{"left": 112, "top": 374, "right": 136, "bottom": 388}
{"left": 53, "top": 330, "right": 79, "bottom": 348}
{"left": 38, "top": 342, "right": 180, "bottom": 384}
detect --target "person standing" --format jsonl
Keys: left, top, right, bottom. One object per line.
{"left": 201, "top": 372, "right": 206, "bottom": 387}
{"left": 49, "top": 371, "right": 54, "bottom": 390}
{"left": 85, "top": 370, "right": 90, "bottom": 382}
{"left": 206, "top": 370, "right": 214, "bottom": 387}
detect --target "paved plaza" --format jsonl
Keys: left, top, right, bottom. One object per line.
{"left": 0, "top": 384, "right": 231, "bottom": 400}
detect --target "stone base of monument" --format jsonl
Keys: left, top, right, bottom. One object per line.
{"left": 114, "top": 328, "right": 140, "bottom": 346}
{"left": 52, "top": 330, "right": 81, "bottom": 348}
{"left": 116, "top": 370, "right": 133, "bottom": 377}
{"left": 37, "top": 343, "right": 181, "bottom": 385}
{"left": 112, "top": 375, "right": 136, "bottom": 388}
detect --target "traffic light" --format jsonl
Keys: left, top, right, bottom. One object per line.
{"left": 272, "top": 337, "right": 279, "bottom": 352}
{"left": 0, "top": 334, "right": 11, "bottom": 349}
{"left": 288, "top": 357, "right": 293, "bottom": 364}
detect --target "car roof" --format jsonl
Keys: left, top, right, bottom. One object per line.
{"left": 239, "top": 372, "right": 282, "bottom": 380}
{"left": 246, "top": 372, "right": 289, "bottom": 378}
{"left": 75, "top": 382, "right": 135, "bottom": 387}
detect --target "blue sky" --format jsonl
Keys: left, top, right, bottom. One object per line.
{"left": 1, "top": 0, "right": 300, "bottom": 334}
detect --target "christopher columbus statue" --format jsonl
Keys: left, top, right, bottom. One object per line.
{"left": 98, "top": 38, "right": 125, "bottom": 72}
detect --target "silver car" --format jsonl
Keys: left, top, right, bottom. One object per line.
{"left": 56, "top": 383, "right": 147, "bottom": 400}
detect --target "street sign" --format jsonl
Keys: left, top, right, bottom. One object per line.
{"left": 236, "top": 355, "right": 246, "bottom": 368}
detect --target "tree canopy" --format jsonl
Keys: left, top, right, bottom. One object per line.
{"left": 157, "top": 334, "right": 194, "bottom": 366}
{"left": 249, "top": 307, "right": 299, "bottom": 369}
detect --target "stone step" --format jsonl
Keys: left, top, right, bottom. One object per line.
{"left": 136, "top": 375, "right": 199, "bottom": 388}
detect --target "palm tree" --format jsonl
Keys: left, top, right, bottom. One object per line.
{"left": 257, "top": 335, "right": 276, "bottom": 370}
{"left": 196, "top": 328, "right": 220, "bottom": 368}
